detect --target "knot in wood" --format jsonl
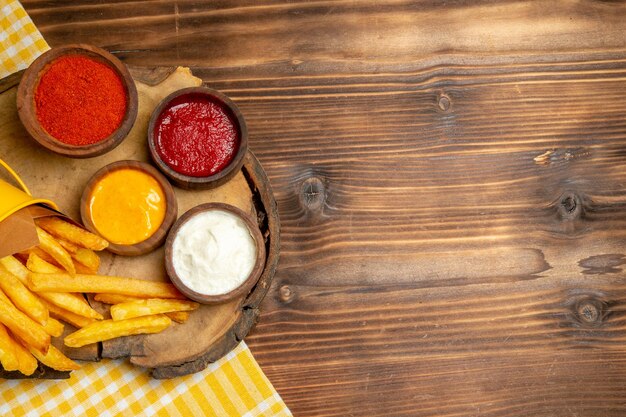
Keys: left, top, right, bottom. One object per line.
{"left": 562, "top": 196, "right": 577, "bottom": 213}
{"left": 300, "top": 177, "right": 325, "bottom": 211}
{"left": 573, "top": 298, "right": 606, "bottom": 327}
{"left": 437, "top": 94, "right": 451, "bottom": 112}
{"left": 558, "top": 191, "right": 582, "bottom": 220}
{"left": 279, "top": 285, "right": 294, "bottom": 303}
{"left": 577, "top": 302, "right": 599, "bottom": 323}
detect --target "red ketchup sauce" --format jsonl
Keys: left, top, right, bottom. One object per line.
{"left": 153, "top": 93, "right": 239, "bottom": 177}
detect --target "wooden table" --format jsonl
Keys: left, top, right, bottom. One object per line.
{"left": 24, "top": 2, "right": 626, "bottom": 416}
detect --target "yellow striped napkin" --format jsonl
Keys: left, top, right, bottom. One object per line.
{"left": 1, "top": 342, "right": 291, "bottom": 417}
{"left": 0, "top": 0, "right": 49, "bottom": 78}
{"left": 1, "top": 2, "right": 291, "bottom": 416}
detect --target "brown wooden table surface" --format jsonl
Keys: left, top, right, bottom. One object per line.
{"left": 23, "top": 1, "right": 626, "bottom": 416}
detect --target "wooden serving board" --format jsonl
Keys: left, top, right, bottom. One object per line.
{"left": 0, "top": 67, "right": 279, "bottom": 378}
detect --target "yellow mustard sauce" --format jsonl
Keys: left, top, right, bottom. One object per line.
{"left": 88, "top": 168, "right": 166, "bottom": 245}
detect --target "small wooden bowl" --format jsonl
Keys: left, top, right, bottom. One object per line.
{"left": 164, "top": 203, "right": 266, "bottom": 304}
{"left": 17, "top": 44, "right": 138, "bottom": 158}
{"left": 80, "top": 160, "right": 177, "bottom": 256}
{"left": 147, "top": 87, "right": 248, "bottom": 189}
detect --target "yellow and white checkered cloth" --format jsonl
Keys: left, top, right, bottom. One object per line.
{"left": 0, "top": 0, "right": 49, "bottom": 78}
{"left": 1, "top": 342, "right": 291, "bottom": 417}
{"left": 0, "top": 2, "right": 291, "bottom": 416}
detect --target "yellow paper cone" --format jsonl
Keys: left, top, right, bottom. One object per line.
{"left": 0, "top": 159, "right": 58, "bottom": 223}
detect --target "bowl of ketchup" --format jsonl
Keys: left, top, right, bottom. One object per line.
{"left": 147, "top": 87, "right": 248, "bottom": 189}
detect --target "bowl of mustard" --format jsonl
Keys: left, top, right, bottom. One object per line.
{"left": 80, "top": 160, "right": 177, "bottom": 256}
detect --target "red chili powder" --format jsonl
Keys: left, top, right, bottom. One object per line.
{"left": 35, "top": 55, "right": 127, "bottom": 146}
{"left": 153, "top": 93, "right": 239, "bottom": 177}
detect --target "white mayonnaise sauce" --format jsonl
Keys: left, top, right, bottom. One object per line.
{"left": 171, "top": 209, "right": 256, "bottom": 295}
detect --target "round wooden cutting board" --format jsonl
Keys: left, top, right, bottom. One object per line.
{"left": 0, "top": 67, "right": 279, "bottom": 378}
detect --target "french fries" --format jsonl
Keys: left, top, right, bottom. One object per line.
{"left": 74, "top": 262, "right": 95, "bottom": 275}
{"left": 35, "top": 226, "right": 75, "bottom": 275}
{"left": 0, "top": 298, "right": 50, "bottom": 355}
{"left": 9, "top": 333, "right": 38, "bottom": 376}
{"left": 64, "top": 315, "right": 172, "bottom": 348}
{"left": 37, "top": 291, "right": 102, "bottom": 320}
{"left": 29, "top": 273, "right": 186, "bottom": 299}
{"left": 27, "top": 345, "right": 80, "bottom": 372}
{"left": 71, "top": 248, "right": 100, "bottom": 274}
{"left": 2, "top": 216, "right": 198, "bottom": 377}
{"left": 0, "top": 268, "right": 48, "bottom": 325}
{"left": 56, "top": 238, "right": 79, "bottom": 254}
{"left": 27, "top": 252, "right": 62, "bottom": 274}
{"left": 164, "top": 311, "right": 190, "bottom": 324}
{"left": 42, "top": 317, "right": 65, "bottom": 338}
{"left": 165, "top": 311, "right": 189, "bottom": 324}
{"left": 40, "top": 299, "right": 96, "bottom": 329}
{"left": 110, "top": 298, "right": 199, "bottom": 321}
{"left": 26, "top": 252, "right": 102, "bottom": 320}
{"left": 22, "top": 246, "right": 59, "bottom": 269}
{"left": 36, "top": 217, "right": 108, "bottom": 251}
{"left": 0, "top": 255, "right": 29, "bottom": 282}
{"left": 94, "top": 293, "right": 145, "bottom": 305}
{"left": 0, "top": 323, "right": 19, "bottom": 372}
{"left": 0, "top": 287, "right": 11, "bottom": 304}
{"left": 94, "top": 294, "right": 192, "bottom": 323}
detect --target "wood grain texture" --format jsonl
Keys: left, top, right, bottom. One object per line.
{"left": 21, "top": 0, "right": 626, "bottom": 415}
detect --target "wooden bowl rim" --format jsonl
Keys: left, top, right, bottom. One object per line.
{"left": 164, "top": 202, "right": 266, "bottom": 304}
{"left": 80, "top": 160, "right": 178, "bottom": 256}
{"left": 147, "top": 86, "right": 248, "bottom": 189}
{"left": 16, "top": 43, "right": 138, "bottom": 159}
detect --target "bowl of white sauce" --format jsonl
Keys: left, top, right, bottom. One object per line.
{"left": 164, "top": 203, "right": 266, "bottom": 304}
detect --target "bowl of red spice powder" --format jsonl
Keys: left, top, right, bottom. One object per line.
{"left": 147, "top": 87, "right": 248, "bottom": 190}
{"left": 17, "top": 44, "right": 138, "bottom": 158}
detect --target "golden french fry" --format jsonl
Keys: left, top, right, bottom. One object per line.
{"left": 64, "top": 315, "right": 171, "bottom": 348}
{"left": 39, "top": 299, "right": 96, "bottom": 329}
{"left": 38, "top": 291, "right": 102, "bottom": 320}
{"left": 71, "top": 248, "right": 100, "bottom": 273}
{"left": 27, "top": 344, "right": 80, "bottom": 371}
{"left": 27, "top": 252, "right": 62, "bottom": 274}
{"left": 26, "top": 253, "right": 102, "bottom": 320}
{"left": 94, "top": 293, "right": 145, "bottom": 304}
{"left": 0, "top": 287, "right": 11, "bottom": 305}
{"left": 36, "top": 227, "right": 75, "bottom": 275}
{"left": 165, "top": 311, "right": 190, "bottom": 324}
{"left": 94, "top": 294, "right": 190, "bottom": 323}
{"left": 8, "top": 332, "right": 37, "bottom": 376}
{"left": 36, "top": 217, "right": 108, "bottom": 251}
{"left": 23, "top": 247, "right": 60, "bottom": 269}
{"left": 74, "top": 262, "right": 95, "bottom": 275}
{"left": 0, "top": 268, "right": 48, "bottom": 325}
{"left": 29, "top": 273, "right": 185, "bottom": 299}
{"left": 0, "top": 255, "right": 29, "bottom": 283}
{"left": 0, "top": 298, "right": 50, "bottom": 355}
{"left": 42, "top": 317, "right": 65, "bottom": 338}
{"left": 3, "top": 262, "right": 73, "bottom": 336}
{"left": 0, "top": 323, "right": 19, "bottom": 372}
{"left": 56, "top": 238, "right": 79, "bottom": 254}
{"left": 0, "top": 291, "right": 48, "bottom": 336}
{"left": 110, "top": 298, "right": 199, "bottom": 321}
